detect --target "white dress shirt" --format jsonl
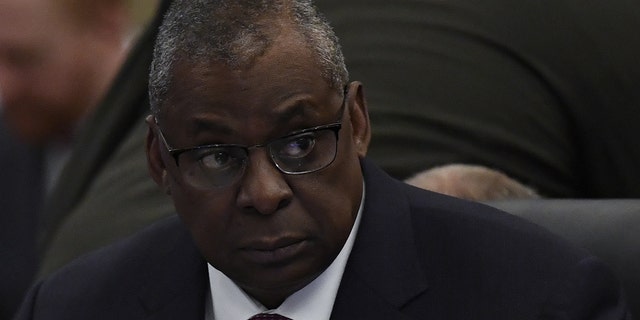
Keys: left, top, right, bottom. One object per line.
{"left": 206, "top": 184, "right": 365, "bottom": 320}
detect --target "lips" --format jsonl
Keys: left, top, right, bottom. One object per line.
{"left": 240, "top": 237, "right": 308, "bottom": 265}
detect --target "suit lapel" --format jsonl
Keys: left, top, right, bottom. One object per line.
{"left": 331, "top": 159, "right": 428, "bottom": 319}
{"left": 331, "top": 270, "right": 419, "bottom": 320}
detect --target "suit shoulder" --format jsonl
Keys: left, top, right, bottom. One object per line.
{"left": 25, "top": 215, "right": 203, "bottom": 318}
{"left": 401, "top": 183, "right": 590, "bottom": 265}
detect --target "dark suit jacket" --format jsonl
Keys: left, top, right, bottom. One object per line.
{"left": 14, "top": 159, "right": 631, "bottom": 319}
{"left": 0, "top": 120, "right": 41, "bottom": 320}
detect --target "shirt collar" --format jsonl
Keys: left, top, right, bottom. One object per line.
{"left": 207, "top": 182, "right": 365, "bottom": 320}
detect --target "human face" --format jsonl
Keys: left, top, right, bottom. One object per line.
{"left": 146, "top": 30, "right": 370, "bottom": 307}
{"left": 0, "top": 0, "right": 98, "bottom": 144}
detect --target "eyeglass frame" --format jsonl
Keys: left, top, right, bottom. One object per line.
{"left": 153, "top": 87, "right": 349, "bottom": 186}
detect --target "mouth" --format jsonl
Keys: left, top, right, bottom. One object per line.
{"left": 240, "top": 237, "right": 308, "bottom": 266}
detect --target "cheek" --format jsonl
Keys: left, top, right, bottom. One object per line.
{"left": 171, "top": 187, "right": 227, "bottom": 229}
{"left": 322, "top": 149, "right": 364, "bottom": 233}
{"left": 39, "top": 55, "right": 87, "bottom": 107}
{"left": 2, "top": 103, "right": 59, "bottom": 144}
{"left": 322, "top": 144, "right": 364, "bottom": 210}
{"left": 295, "top": 159, "right": 363, "bottom": 243}
{"left": 35, "top": 33, "right": 94, "bottom": 109}
{"left": 169, "top": 186, "right": 236, "bottom": 254}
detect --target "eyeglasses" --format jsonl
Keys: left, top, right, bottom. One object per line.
{"left": 155, "top": 99, "right": 346, "bottom": 189}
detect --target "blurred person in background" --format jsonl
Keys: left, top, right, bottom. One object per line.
{"left": 33, "top": 0, "right": 174, "bottom": 282}
{"left": 0, "top": 0, "right": 157, "bottom": 318}
{"left": 0, "top": 0, "right": 135, "bottom": 146}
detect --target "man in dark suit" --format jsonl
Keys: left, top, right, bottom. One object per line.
{"left": 35, "top": 0, "right": 640, "bottom": 281}
{"left": 14, "top": 1, "right": 631, "bottom": 319}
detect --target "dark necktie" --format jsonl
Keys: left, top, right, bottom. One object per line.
{"left": 248, "top": 313, "right": 292, "bottom": 320}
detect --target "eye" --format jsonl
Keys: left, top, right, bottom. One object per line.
{"left": 196, "top": 148, "right": 238, "bottom": 169}
{"left": 277, "top": 133, "right": 316, "bottom": 159}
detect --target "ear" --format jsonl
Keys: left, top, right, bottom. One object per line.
{"left": 345, "top": 81, "right": 371, "bottom": 157}
{"left": 145, "top": 115, "right": 172, "bottom": 195}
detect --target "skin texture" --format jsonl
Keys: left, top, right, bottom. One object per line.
{"left": 0, "top": 0, "right": 129, "bottom": 144}
{"left": 146, "top": 25, "right": 371, "bottom": 309}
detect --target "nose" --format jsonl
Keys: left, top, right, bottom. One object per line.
{"left": 236, "top": 149, "right": 293, "bottom": 215}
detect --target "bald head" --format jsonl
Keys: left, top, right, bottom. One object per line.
{"left": 405, "top": 164, "right": 540, "bottom": 201}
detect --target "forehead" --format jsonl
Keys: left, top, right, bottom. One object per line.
{"left": 0, "top": 0, "right": 62, "bottom": 44}
{"left": 167, "top": 29, "right": 332, "bottom": 117}
{"left": 161, "top": 29, "right": 343, "bottom": 145}
{"left": 0, "top": 0, "right": 53, "bottom": 26}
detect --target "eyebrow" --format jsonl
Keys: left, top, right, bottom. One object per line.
{"left": 273, "top": 100, "right": 313, "bottom": 125}
{"left": 185, "top": 99, "right": 319, "bottom": 145}
{"left": 189, "top": 118, "right": 235, "bottom": 139}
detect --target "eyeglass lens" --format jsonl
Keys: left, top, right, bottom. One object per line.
{"left": 175, "top": 125, "right": 340, "bottom": 188}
